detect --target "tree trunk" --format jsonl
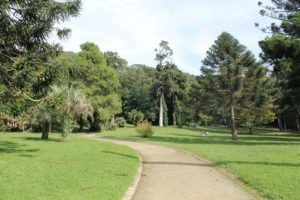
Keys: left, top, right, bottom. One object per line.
{"left": 283, "top": 118, "right": 287, "bottom": 132}
{"left": 173, "top": 112, "right": 176, "bottom": 126}
{"left": 41, "top": 119, "right": 51, "bottom": 140}
{"left": 78, "top": 115, "right": 84, "bottom": 132}
{"left": 111, "top": 116, "right": 115, "bottom": 125}
{"left": 296, "top": 117, "right": 300, "bottom": 133}
{"left": 229, "top": 93, "right": 238, "bottom": 140}
{"left": 172, "top": 95, "right": 177, "bottom": 126}
{"left": 159, "top": 94, "right": 164, "bottom": 127}
{"left": 79, "top": 123, "right": 84, "bottom": 132}
{"left": 277, "top": 115, "right": 284, "bottom": 132}
{"left": 89, "top": 112, "right": 101, "bottom": 132}
{"left": 89, "top": 120, "right": 100, "bottom": 132}
{"left": 250, "top": 126, "right": 254, "bottom": 134}
{"left": 296, "top": 108, "right": 300, "bottom": 133}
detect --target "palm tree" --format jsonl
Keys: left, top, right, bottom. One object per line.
{"left": 33, "top": 85, "right": 93, "bottom": 139}
{"left": 64, "top": 86, "right": 93, "bottom": 135}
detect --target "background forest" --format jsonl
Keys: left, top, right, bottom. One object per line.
{"left": 0, "top": 0, "right": 299, "bottom": 141}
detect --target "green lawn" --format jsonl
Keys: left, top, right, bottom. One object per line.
{"left": 101, "top": 126, "right": 300, "bottom": 200}
{"left": 0, "top": 133, "right": 139, "bottom": 200}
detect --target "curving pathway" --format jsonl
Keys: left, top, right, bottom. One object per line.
{"left": 83, "top": 134, "right": 257, "bottom": 200}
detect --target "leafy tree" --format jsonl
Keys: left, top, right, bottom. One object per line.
{"left": 0, "top": 0, "right": 81, "bottom": 98}
{"left": 201, "top": 32, "right": 258, "bottom": 140}
{"left": 128, "top": 109, "right": 144, "bottom": 126}
{"left": 155, "top": 40, "right": 173, "bottom": 127}
{"left": 238, "top": 63, "right": 275, "bottom": 133}
{"left": 119, "top": 64, "right": 157, "bottom": 122}
{"left": 258, "top": 0, "right": 300, "bottom": 132}
{"left": 154, "top": 41, "right": 186, "bottom": 126}
{"left": 0, "top": 0, "right": 81, "bottom": 132}
{"left": 164, "top": 64, "right": 187, "bottom": 126}
{"left": 104, "top": 51, "right": 128, "bottom": 71}
{"left": 76, "top": 42, "right": 121, "bottom": 131}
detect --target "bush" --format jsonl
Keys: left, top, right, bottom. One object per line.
{"left": 30, "top": 122, "right": 42, "bottom": 133}
{"left": 104, "top": 123, "right": 118, "bottom": 131}
{"left": 187, "top": 122, "right": 198, "bottom": 128}
{"left": 128, "top": 109, "right": 144, "bottom": 126}
{"left": 115, "top": 117, "right": 126, "bottom": 128}
{"left": 136, "top": 121, "right": 153, "bottom": 138}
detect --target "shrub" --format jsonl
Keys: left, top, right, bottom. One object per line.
{"left": 115, "top": 117, "right": 126, "bottom": 128}
{"left": 30, "top": 122, "right": 42, "bottom": 132}
{"left": 136, "top": 121, "right": 153, "bottom": 138}
{"left": 187, "top": 122, "right": 198, "bottom": 128}
{"left": 104, "top": 123, "right": 118, "bottom": 131}
{"left": 128, "top": 109, "right": 144, "bottom": 126}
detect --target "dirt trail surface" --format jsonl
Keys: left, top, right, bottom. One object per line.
{"left": 83, "top": 134, "right": 257, "bottom": 200}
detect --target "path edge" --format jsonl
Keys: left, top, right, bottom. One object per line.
{"left": 122, "top": 148, "right": 143, "bottom": 200}
{"left": 81, "top": 134, "right": 143, "bottom": 200}
{"left": 128, "top": 140, "right": 263, "bottom": 200}
{"left": 99, "top": 136, "right": 262, "bottom": 200}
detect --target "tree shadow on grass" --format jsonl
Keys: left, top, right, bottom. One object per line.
{"left": 21, "top": 137, "right": 62, "bottom": 143}
{"left": 182, "top": 126, "right": 300, "bottom": 137}
{"left": 170, "top": 132, "right": 300, "bottom": 143}
{"left": 182, "top": 126, "right": 230, "bottom": 134}
{"left": 102, "top": 151, "right": 138, "bottom": 159}
{"left": 215, "top": 160, "right": 300, "bottom": 168}
{"left": 128, "top": 134, "right": 300, "bottom": 146}
{"left": 0, "top": 141, "right": 40, "bottom": 155}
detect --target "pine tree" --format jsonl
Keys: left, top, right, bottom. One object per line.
{"left": 201, "top": 32, "right": 258, "bottom": 140}
{"left": 259, "top": 1, "right": 300, "bottom": 132}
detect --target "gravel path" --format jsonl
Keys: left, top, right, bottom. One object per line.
{"left": 83, "top": 134, "right": 257, "bottom": 200}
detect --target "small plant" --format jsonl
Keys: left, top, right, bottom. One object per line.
{"left": 115, "top": 117, "right": 126, "bottom": 128}
{"left": 136, "top": 120, "right": 153, "bottom": 138}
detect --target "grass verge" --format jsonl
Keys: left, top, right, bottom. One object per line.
{"left": 0, "top": 133, "right": 139, "bottom": 200}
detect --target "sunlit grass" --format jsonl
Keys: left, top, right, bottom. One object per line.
{"left": 0, "top": 133, "right": 139, "bottom": 200}
{"left": 101, "top": 126, "right": 300, "bottom": 200}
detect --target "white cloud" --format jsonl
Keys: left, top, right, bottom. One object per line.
{"left": 55, "top": 0, "right": 274, "bottom": 75}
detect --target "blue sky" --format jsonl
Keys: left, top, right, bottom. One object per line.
{"left": 56, "top": 0, "right": 273, "bottom": 75}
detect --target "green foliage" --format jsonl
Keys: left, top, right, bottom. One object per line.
{"left": 198, "top": 113, "right": 213, "bottom": 126}
{"left": 104, "top": 51, "right": 128, "bottom": 71}
{"left": 104, "top": 122, "right": 118, "bottom": 131}
{"left": 128, "top": 109, "right": 144, "bottom": 126}
{"left": 115, "top": 117, "right": 127, "bottom": 128}
{"left": 238, "top": 65, "right": 276, "bottom": 131}
{"left": 200, "top": 32, "right": 271, "bottom": 139}
{"left": 32, "top": 85, "right": 93, "bottom": 139}
{"left": 259, "top": 1, "right": 300, "bottom": 131}
{"left": 135, "top": 121, "right": 153, "bottom": 137}
{"left": 75, "top": 42, "right": 122, "bottom": 131}
{"left": 120, "top": 65, "right": 157, "bottom": 122}
{"left": 0, "top": 0, "right": 81, "bottom": 95}
{"left": 155, "top": 40, "right": 187, "bottom": 126}
{"left": 0, "top": 0, "right": 81, "bottom": 133}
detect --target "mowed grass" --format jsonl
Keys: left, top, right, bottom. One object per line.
{"left": 0, "top": 133, "right": 139, "bottom": 200}
{"left": 101, "top": 126, "right": 300, "bottom": 200}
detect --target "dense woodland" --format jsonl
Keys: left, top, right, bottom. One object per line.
{"left": 0, "top": 0, "right": 299, "bottom": 140}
